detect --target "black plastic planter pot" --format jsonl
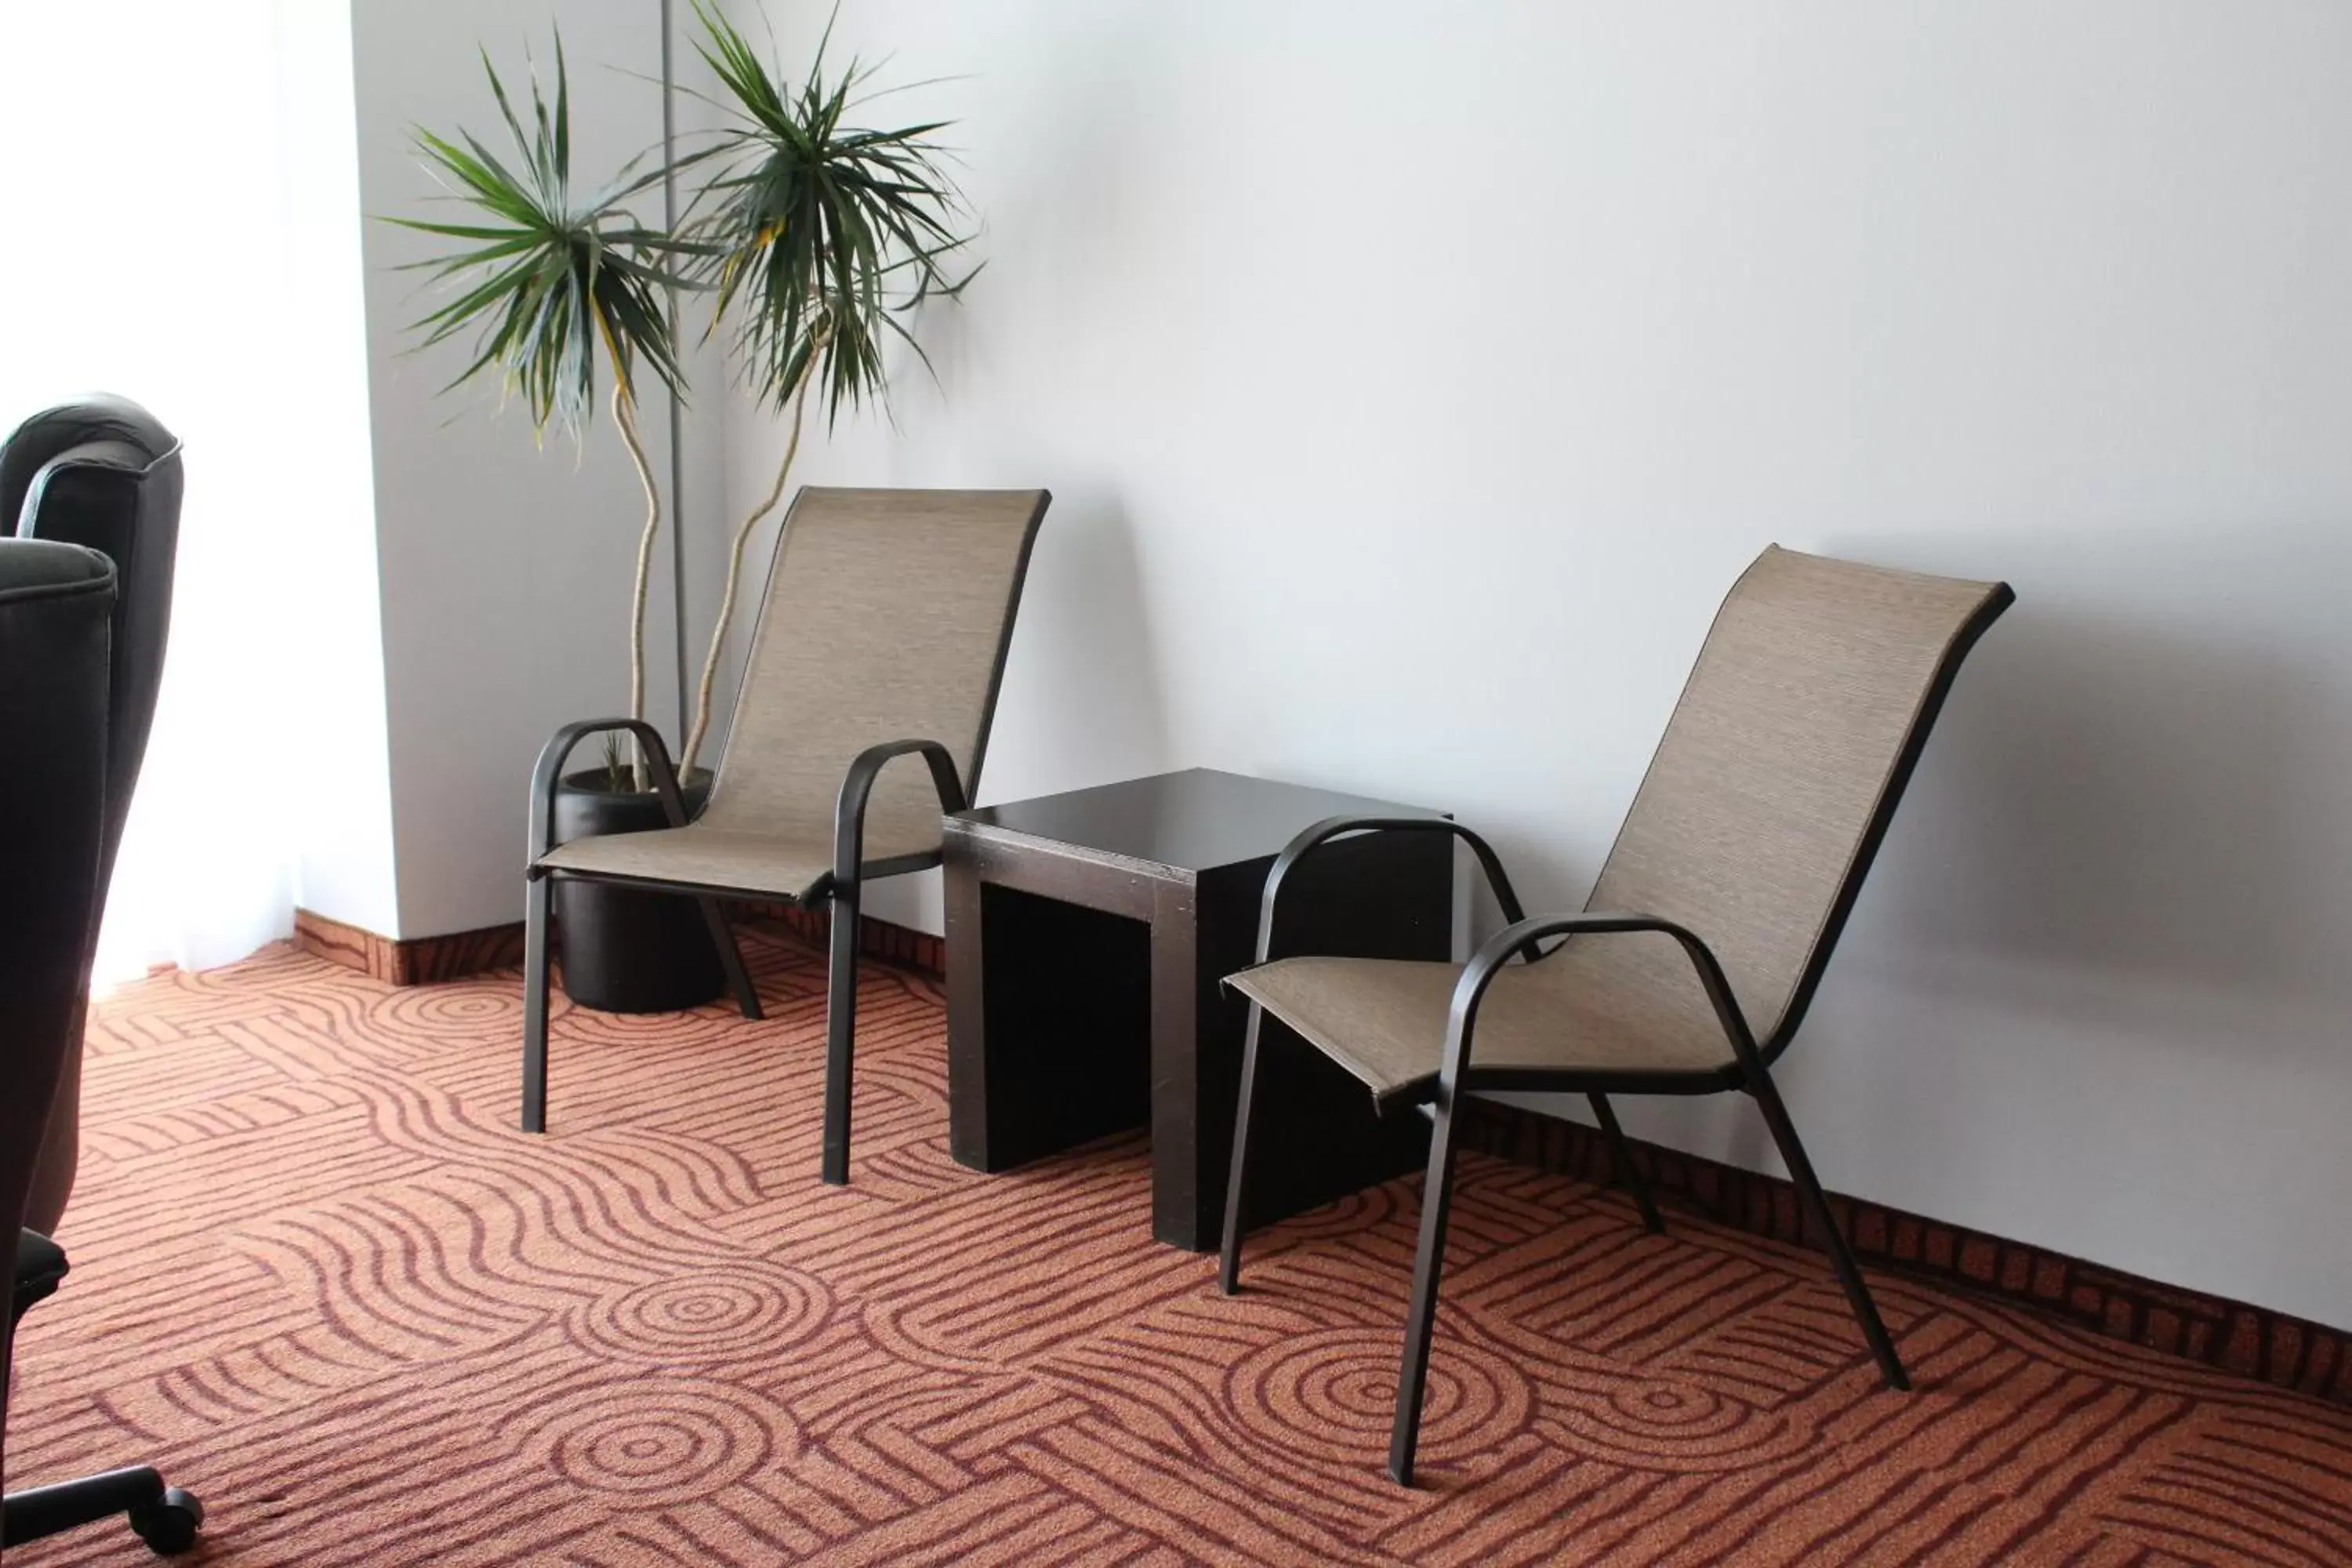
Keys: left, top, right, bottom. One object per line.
{"left": 550, "top": 767, "right": 726, "bottom": 1013}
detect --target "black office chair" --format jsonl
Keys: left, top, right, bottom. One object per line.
{"left": 8, "top": 396, "right": 183, "bottom": 1238}
{"left": 1, "top": 398, "right": 201, "bottom": 1555}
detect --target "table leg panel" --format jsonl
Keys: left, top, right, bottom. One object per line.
{"left": 949, "top": 877, "right": 1151, "bottom": 1172}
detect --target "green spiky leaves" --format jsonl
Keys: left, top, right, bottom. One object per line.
{"left": 687, "top": 2, "right": 978, "bottom": 424}
{"left": 388, "top": 33, "right": 705, "bottom": 442}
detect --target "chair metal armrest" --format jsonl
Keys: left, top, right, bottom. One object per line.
{"left": 1440, "top": 912, "right": 1762, "bottom": 1098}
{"left": 833, "top": 739, "right": 968, "bottom": 884}
{"left": 525, "top": 718, "right": 690, "bottom": 873}
{"left": 1250, "top": 814, "right": 1524, "bottom": 968}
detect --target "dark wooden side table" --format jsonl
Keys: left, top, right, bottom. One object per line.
{"left": 943, "top": 768, "right": 1454, "bottom": 1250}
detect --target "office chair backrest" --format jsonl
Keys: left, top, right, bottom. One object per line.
{"left": 2, "top": 394, "right": 183, "bottom": 895}
{"left": 0, "top": 538, "right": 116, "bottom": 1482}
{"left": 1588, "top": 545, "right": 2013, "bottom": 1051}
{"left": 2, "top": 396, "right": 183, "bottom": 1236}
{"left": 704, "top": 488, "right": 1049, "bottom": 862}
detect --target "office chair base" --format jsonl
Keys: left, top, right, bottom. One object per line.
{"left": 131, "top": 1486, "right": 204, "bottom": 1554}
{"left": 2, "top": 1467, "right": 203, "bottom": 1555}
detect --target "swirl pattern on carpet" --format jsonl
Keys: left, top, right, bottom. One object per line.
{"left": 8, "top": 929, "right": 2352, "bottom": 1566}
{"left": 577, "top": 1261, "right": 833, "bottom": 1366}
{"left": 503, "top": 1376, "right": 796, "bottom": 1504}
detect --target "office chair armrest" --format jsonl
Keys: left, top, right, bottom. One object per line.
{"left": 1247, "top": 815, "right": 1522, "bottom": 970}
{"left": 1439, "top": 912, "right": 1763, "bottom": 1100}
{"left": 833, "top": 739, "right": 967, "bottom": 886}
{"left": 524, "top": 718, "right": 691, "bottom": 872}
{"left": 13, "top": 1228, "right": 68, "bottom": 1328}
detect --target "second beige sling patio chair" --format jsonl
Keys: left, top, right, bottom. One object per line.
{"left": 520, "top": 487, "right": 1050, "bottom": 1184}
{"left": 1218, "top": 545, "right": 2013, "bottom": 1485}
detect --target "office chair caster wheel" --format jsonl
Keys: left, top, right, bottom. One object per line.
{"left": 128, "top": 1487, "right": 202, "bottom": 1555}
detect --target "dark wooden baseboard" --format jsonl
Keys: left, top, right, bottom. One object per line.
{"left": 731, "top": 899, "right": 948, "bottom": 975}
{"left": 293, "top": 908, "right": 524, "bottom": 986}
{"left": 1456, "top": 1094, "right": 2352, "bottom": 1408}
{"left": 290, "top": 901, "right": 2348, "bottom": 1410}
{"left": 292, "top": 900, "right": 944, "bottom": 990}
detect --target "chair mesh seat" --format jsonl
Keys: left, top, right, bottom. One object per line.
{"left": 1230, "top": 934, "right": 1741, "bottom": 1105}
{"left": 535, "top": 824, "right": 840, "bottom": 903}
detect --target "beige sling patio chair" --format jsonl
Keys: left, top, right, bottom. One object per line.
{"left": 521, "top": 487, "right": 1051, "bottom": 1184}
{"left": 1217, "top": 544, "right": 2013, "bottom": 1485}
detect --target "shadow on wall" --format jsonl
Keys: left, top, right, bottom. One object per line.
{"left": 982, "top": 486, "right": 1171, "bottom": 802}
{"left": 1827, "top": 524, "right": 2349, "bottom": 1018}
{"left": 1558, "top": 521, "right": 2351, "bottom": 1187}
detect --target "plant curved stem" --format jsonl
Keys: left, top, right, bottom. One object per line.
{"left": 678, "top": 340, "right": 820, "bottom": 778}
{"left": 612, "top": 380, "right": 662, "bottom": 793}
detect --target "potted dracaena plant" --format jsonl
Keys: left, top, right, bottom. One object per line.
{"left": 390, "top": 11, "right": 978, "bottom": 1011}
{"left": 386, "top": 33, "right": 729, "bottom": 1011}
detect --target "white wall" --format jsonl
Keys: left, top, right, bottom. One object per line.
{"left": 351, "top": 0, "right": 720, "bottom": 937}
{"left": 713, "top": 1, "right": 2352, "bottom": 1325}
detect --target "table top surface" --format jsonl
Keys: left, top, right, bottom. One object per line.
{"left": 947, "top": 767, "right": 1444, "bottom": 876}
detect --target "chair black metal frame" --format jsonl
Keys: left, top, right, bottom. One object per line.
{"left": 1221, "top": 572, "right": 2013, "bottom": 1486}
{"left": 6, "top": 1236, "right": 202, "bottom": 1554}
{"left": 521, "top": 722, "right": 967, "bottom": 1185}
{"left": 517, "top": 486, "right": 1047, "bottom": 1187}
{"left": 1220, "top": 837, "right": 1910, "bottom": 1484}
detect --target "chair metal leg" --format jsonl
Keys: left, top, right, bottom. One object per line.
{"left": 1587, "top": 1092, "right": 1664, "bottom": 1234}
{"left": 1218, "top": 1003, "right": 1269, "bottom": 1294}
{"left": 521, "top": 875, "right": 552, "bottom": 1134}
{"left": 1389, "top": 1089, "right": 1465, "bottom": 1486}
{"left": 698, "top": 896, "right": 763, "bottom": 1021}
{"left": 1747, "top": 1065, "right": 1909, "bottom": 1391}
{"left": 820, "top": 885, "right": 860, "bottom": 1185}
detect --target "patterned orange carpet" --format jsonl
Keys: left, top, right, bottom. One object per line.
{"left": 9, "top": 928, "right": 2352, "bottom": 1565}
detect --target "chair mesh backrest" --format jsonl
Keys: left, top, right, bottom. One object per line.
{"left": 703, "top": 488, "right": 1047, "bottom": 859}
{"left": 1588, "top": 545, "right": 2010, "bottom": 1044}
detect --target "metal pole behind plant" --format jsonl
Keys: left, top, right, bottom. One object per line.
{"left": 661, "top": 0, "right": 691, "bottom": 742}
